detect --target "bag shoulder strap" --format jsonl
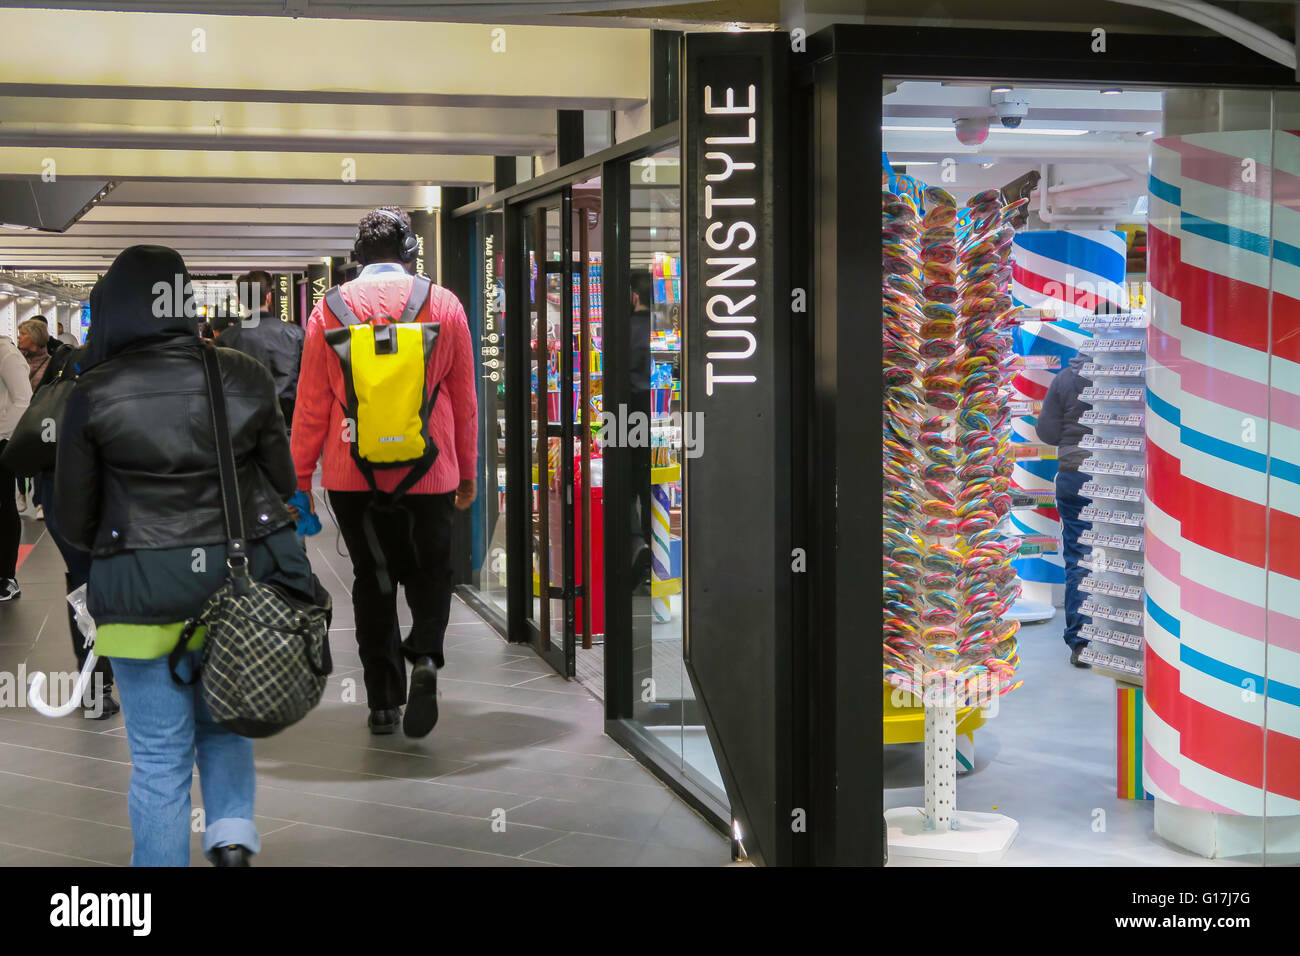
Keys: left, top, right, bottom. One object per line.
{"left": 325, "top": 275, "right": 431, "bottom": 329}
{"left": 198, "top": 342, "right": 247, "bottom": 562}
{"left": 324, "top": 286, "right": 362, "bottom": 328}
{"left": 398, "top": 274, "right": 433, "bottom": 324}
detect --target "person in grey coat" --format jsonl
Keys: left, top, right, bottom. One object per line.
{"left": 1036, "top": 354, "right": 1094, "bottom": 667}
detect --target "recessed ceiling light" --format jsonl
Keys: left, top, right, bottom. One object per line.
{"left": 992, "top": 85, "right": 1012, "bottom": 94}
{"left": 1101, "top": 88, "right": 1122, "bottom": 95}
{"left": 981, "top": 162, "right": 995, "bottom": 168}
{"left": 1139, "top": 130, "right": 1156, "bottom": 136}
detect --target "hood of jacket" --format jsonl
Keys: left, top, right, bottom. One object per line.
{"left": 84, "top": 245, "right": 198, "bottom": 369}
{"left": 1067, "top": 353, "right": 1088, "bottom": 373}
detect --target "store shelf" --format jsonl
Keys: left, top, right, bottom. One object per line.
{"left": 1080, "top": 578, "right": 1143, "bottom": 601}
{"left": 1080, "top": 481, "right": 1144, "bottom": 504}
{"left": 1081, "top": 598, "right": 1143, "bottom": 627}
{"left": 1079, "top": 556, "right": 1144, "bottom": 577}
{"left": 1077, "top": 312, "right": 1147, "bottom": 329}
{"left": 1080, "top": 410, "right": 1144, "bottom": 428}
{"left": 1079, "top": 386, "right": 1145, "bottom": 402}
{"left": 1079, "top": 530, "right": 1144, "bottom": 551}
{"left": 1080, "top": 506, "right": 1145, "bottom": 528}
{"left": 1081, "top": 622, "right": 1144, "bottom": 651}
{"left": 1081, "top": 362, "right": 1145, "bottom": 377}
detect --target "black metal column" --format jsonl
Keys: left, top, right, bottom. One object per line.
{"left": 682, "top": 31, "right": 793, "bottom": 868}
{"left": 808, "top": 51, "right": 880, "bottom": 866}
{"left": 557, "top": 110, "right": 584, "bottom": 166}
{"left": 436, "top": 191, "right": 475, "bottom": 587}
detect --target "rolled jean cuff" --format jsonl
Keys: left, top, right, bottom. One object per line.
{"left": 203, "top": 817, "right": 261, "bottom": 860}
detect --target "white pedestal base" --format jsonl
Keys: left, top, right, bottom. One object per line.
{"left": 1154, "top": 798, "right": 1300, "bottom": 858}
{"left": 1005, "top": 598, "right": 1055, "bottom": 623}
{"left": 885, "top": 806, "right": 1019, "bottom": 864}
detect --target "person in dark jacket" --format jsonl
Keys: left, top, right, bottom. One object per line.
{"left": 31, "top": 333, "right": 118, "bottom": 718}
{"left": 1037, "top": 353, "right": 1094, "bottom": 667}
{"left": 218, "top": 270, "right": 304, "bottom": 428}
{"left": 56, "top": 245, "right": 312, "bottom": 867}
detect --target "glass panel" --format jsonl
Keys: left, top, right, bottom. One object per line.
{"left": 619, "top": 146, "right": 725, "bottom": 804}
{"left": 573, "top": 174, "right": 606, "bottom": 695}
{"left": 474, "top": 209, "right": 508, "bottom": 617}
{"left": 1266, "top": 90, "right": 1300, "bottom": 864}
{"left": 880, "top": 79, "right": 1272, "bottom": 863}
{"left": 524, "top": 209, "right": 540, "bottom": 628}
{"left": 543, "top": 204, "right": 568, "bottom": 657}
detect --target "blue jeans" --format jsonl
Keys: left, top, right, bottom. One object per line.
{"left": 110, "top": 651, "right": 260, "bottom": 866}
{"left": 1056, "top": 468, "right": 1093, "bottom": 649}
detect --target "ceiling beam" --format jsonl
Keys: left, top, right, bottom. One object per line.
{"left": 0, "top": 148, "right": 493, "bottom": 185}
{"left": 0, "top": 9, "right": 649, "bottom": 109}
{"left": 96, "top": 182, "right": 446, "bottom": 207}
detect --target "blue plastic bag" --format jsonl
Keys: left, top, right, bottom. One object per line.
{"left": 289, "top": 489, "right": 322, "bottom": 537}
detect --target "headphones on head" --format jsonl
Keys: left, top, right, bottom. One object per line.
{"left": 354, "top": 208, "right": 418, "bottom": 265}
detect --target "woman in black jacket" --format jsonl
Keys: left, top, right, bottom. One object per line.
{"left": 56, "top": 245, "right": 312, "bottom": 867}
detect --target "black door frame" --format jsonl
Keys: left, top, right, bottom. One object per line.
{"left": 518, "top": 190, "right": 578, "bottom": 677}
{"left": 804, "top": 23, "right": 1300, "bottom": 866}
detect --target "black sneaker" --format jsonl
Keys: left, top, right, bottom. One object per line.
{"left": 403, "top": 657, "right": 439, "bottom": 738}
{"left": 83, "top": 692, "right": 121, "bottom": 720}
{"left": 0, "top": 579, "right": 19, "bottom": 602}
{"left": 1070, "top": 644, "right": 1091, "bottom": 668}
{"left": 212, "top": 844, "right": 251, "bottom": 867}
{"left": 367, "top": 707, "right": 401, "bottom": 735}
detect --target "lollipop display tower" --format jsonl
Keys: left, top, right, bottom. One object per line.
{"left": 881, "top": 184, "right": 1024, "bottom": 861}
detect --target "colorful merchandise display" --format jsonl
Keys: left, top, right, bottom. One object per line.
{"left": 881, "top": 185, "right": 1026, "bottom": 712}
{"left": 1075, "top": 309, "right": 1148, "bottom": 680}
{"left": 1116, "top": 684, "right": 1153, "bottom": 801}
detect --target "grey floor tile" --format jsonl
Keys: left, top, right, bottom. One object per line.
{"left": 0, "top": 497, "right": 728, "bottom": 868}
{"left": 523, "top": 831, "right": 726, "bottom": 867}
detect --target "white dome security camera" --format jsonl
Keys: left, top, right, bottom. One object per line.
{"left": 954, "top": 116, "right": 990, "bottom": 146}
{"left": 992, "top": 90, "right": 1029, "bottom": 129}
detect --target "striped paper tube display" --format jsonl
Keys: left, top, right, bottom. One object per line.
{"left": 1144, "top": 129, "right": 1300, "bottom": 815}
{"left": 1009, "top": 229, "right": 1128, "bottom": 605}
{"left": 1116, "top": 684, "right": 1152, "bottom": 800}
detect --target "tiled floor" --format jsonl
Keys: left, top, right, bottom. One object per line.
{"left": 0, "top": 494, "right": 728, "bottom": 867}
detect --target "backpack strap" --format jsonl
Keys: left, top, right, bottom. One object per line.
{"left": 325, "top": 274, "right": 431, "bottom": 328}
{"left": 398, "top": 274, "right": 433, "bottom": 324}
{"left": 324, "top": 286, "right": 363, "bottom": 327}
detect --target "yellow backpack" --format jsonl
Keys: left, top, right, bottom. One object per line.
{"left": 323, "top": 274, "right": 441, "bottom": 498}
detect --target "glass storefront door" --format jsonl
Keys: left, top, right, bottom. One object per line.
{"left": 522, "top": 196, "right": 573, "bottom": 674}
{"left": 519, "top": 189, "right": 601, "bottom": 680}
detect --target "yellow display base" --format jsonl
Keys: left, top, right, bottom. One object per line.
{"left": 650, "top": 578, "right": 681, "bottom": 598}
{"left": 652, "top": 464, "right": 680, "bottom": 484}
{"left": 882, "top": 684, "right": 986, "bottom": 745}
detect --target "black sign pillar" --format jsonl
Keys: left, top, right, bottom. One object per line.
{"left": 410, "top": 210, "right": 438, "bottom": 281}
{"left": 306, "top": 261, "right": 330, "bottom": 314}
{"left": 683, "top": 31, "right": 793, "bottom": 867}
{"left": 275, "top": 273, "right": 295, "bottom": 326}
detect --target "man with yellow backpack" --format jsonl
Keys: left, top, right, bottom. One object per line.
{"left": 291, "top": 207, "right": 478, "bottom": 737}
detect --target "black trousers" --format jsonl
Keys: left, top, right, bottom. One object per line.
{"left": 0, "top": 441, "right": 19, "bottom": 580}
{"left": 328, "top": 490, "right": 455, "bottom": 710}
{"left": 36, "top": 471, "right": 113, "bottom": 689}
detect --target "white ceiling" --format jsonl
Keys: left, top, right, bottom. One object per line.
{"left": 0, "top": 6, "right": 654, "bottom": 289}
{"left": 884, "top": 80, "right": 1163, "bottom": 227}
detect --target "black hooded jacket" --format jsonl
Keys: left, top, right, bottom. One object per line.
{"left": 55, "top": 246, "right": 303, "bottom": 624}
{"left": 1037, "top": 354, "right": 1094, "bottom": 472}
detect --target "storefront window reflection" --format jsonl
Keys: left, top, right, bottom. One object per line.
{"left": 623, "top": 147, "right": 726, "bottom": 806}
